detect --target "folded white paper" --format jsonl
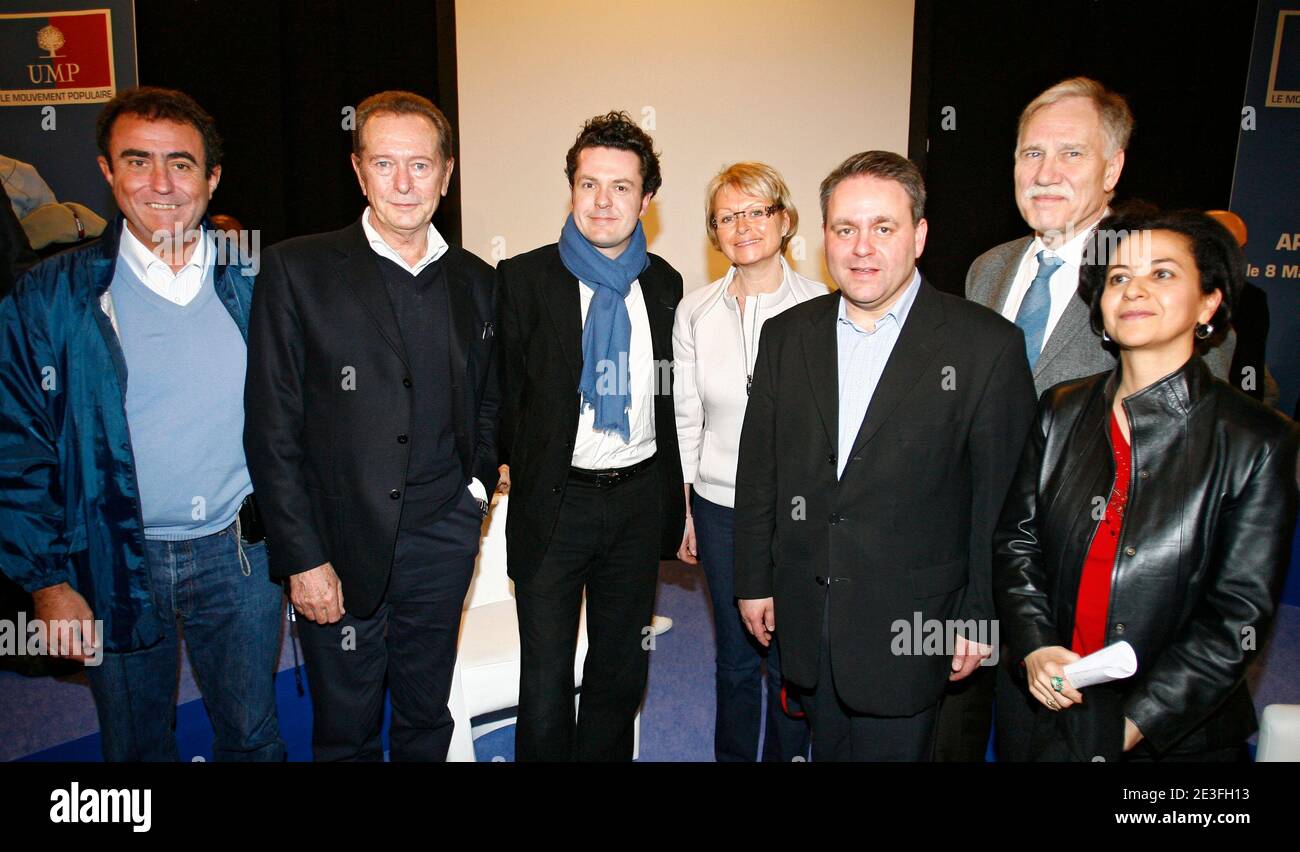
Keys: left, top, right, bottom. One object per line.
{"left": 1063, "top": 640, "right": 1138, "bottom": 689}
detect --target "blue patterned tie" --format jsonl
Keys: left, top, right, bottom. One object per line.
{"left": 1015, "top": 250, "right": 1064, "bottom": 371}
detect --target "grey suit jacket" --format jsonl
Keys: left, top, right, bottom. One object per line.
{"left": 965, "top": 236, "right": 1236, "bottom": 396}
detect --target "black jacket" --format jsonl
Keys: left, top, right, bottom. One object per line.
{"left": 733, "top": 281, "right": 1037, "bottom": 716}
{"left": 496, "top": 243, "right": 685, "bottom": 580}
{"left": 995, "top": 356, "right": 1300, "bottom": 756}
{"left": 1, "top": 182, "right": 39, "bottom": 300}
{"left": 244, "top": 220, "right": 499, "bottom": 617}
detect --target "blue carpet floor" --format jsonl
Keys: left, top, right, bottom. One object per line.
{"left": 4, "top": 560, "right": 1299, "bottom": 762}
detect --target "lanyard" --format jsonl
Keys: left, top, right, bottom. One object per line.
{"left": 738, "top": 295, "right": 762, "bottom": 396}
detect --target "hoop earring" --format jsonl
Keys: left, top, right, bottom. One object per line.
{"left": 1194, "top": 322, "right": 1214, "bottom": 340}
{"left": 1101, "top": 330, "right": 1111, "bottom": 343}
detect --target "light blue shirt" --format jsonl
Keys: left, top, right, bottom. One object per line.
{"left": 836, "top": 270, "right": 921, "bottom": 479}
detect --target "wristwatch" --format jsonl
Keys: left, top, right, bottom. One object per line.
{"left": 475, "top": 497, "right": 490, "bottom": 518}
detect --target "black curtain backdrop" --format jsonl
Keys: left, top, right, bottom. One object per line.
{"left": 132, "top": 1, "right": 1254, "bottom": 274}
{"left": 134, "top": 0, "right": 459, "bottom": 248}
{"left": 909, "top": 0, "right": 1257, "bottom": 294}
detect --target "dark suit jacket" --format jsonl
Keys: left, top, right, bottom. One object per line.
{"left": 734, "top": 279, "right": 1037, "bottom": 717}
{"left": 497, "top": 243, "right": 686, "bottom": 581}
{"left": 244, "top": 219, "right": 499, "bottom": 618}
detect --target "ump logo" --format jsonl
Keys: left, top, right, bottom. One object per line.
{"left": 0, "top": 10, "right": 117, "bottom": 106}
{"left": 29, "top": 24, "right": 78, "bottom": 84}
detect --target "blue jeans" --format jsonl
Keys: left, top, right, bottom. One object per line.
{"left": 693, "top": 492, "right": 810, "bottom": 762}
{"left": 84, "top": 520, "right": 286, "bottom": 761}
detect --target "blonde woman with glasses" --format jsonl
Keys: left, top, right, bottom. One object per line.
{"left": 673, "top": 163, "right": 827, "bottom": 761}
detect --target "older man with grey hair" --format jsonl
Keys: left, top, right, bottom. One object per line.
{"left": 940, "top": 76, "right": 1235, "bottom": 762}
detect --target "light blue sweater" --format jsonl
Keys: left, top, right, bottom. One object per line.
{"left": 112, "top": 257, "right": 252, "bottom": 540}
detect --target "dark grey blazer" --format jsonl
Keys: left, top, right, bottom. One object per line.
{"left": 965, "top": 236, "right": 1236, "bottom": 396}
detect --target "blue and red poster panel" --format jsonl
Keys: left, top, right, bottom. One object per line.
{"left": 0, "top": 2, "right": 136, "bottom": 220}
{"left": 1231, "top": 1, "right": 1300, "bottom": 604}
{"left": 1231, "top": 0, "right": 1300, "bottom": 416}
{"left": 0, "top": 8, "right": 117, "bottom": 106}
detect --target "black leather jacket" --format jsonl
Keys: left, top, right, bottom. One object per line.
{"left": 995, "top": 355, "right": 1300, "bottom": 755}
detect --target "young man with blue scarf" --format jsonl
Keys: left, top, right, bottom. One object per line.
{"left": 498, "top": 111, "right": 685, "bottom": 761}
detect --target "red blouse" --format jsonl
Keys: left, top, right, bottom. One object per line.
{"left": 1072, "top": 411, "right": 1131, "bottom": 657}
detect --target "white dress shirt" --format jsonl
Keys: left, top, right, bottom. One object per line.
{"left": 361, "top": 207, "right": 449, "bottom": 276}
{"left": 998, "top": 214, "right": 1104, "bottom": 353}
{"left": 117, "top": 221, "right": 210, "bottom": 306}
{"left": 570, "top": 279, "right": 657, "bottom": 469}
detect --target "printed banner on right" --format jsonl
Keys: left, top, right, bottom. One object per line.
{"left": 1230, "top": 1, "right": 1300, "bottom": 417}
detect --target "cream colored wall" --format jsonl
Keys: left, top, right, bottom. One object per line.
{"left": 456, "top": 0, "right": 914, "bottom": 290}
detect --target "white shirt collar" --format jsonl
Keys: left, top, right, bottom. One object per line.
{"left": 721, "top": 255, "right": 795, "bottom": 310}
{"left": 116, "top": 221, "right": 210, "bottom": 306}
{"left": 118, "top": 220, "right": 209, "bottom": 283}
{"left": 362, "top": 207, "right": 448, "bottom": 276}
{"left": 1030, "top": 208, "right": 1110, "bottom": 269}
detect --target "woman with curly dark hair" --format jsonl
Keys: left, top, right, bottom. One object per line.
{"left": 994, "top": 208, "right": 1299, "bottom": 761}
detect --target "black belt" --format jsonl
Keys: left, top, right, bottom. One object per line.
{"left": 568, "top": 454, "right": 657, "bottom": 488}
{"left": 237, "top": 492, "right": 267, "bottom": 544}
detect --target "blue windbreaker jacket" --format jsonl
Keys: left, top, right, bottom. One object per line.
{"left": 0, "top": 218, "right": 257, "bottom": 652}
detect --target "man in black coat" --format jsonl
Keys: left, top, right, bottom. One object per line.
{"left": 497, "top": 112, "right": 685, "bottom": 761}
{"left": 244, "top": 91, "right": 498, "bottom": 761}
{"left": 735, "top": 152, "right": 1037, "bottom": 761}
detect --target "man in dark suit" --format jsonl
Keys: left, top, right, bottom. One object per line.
{"left": 953, "top": 78, "right": 1235, "bottom": 762}
{"left": 244, "top": 91, "right": 498, "bottom": 761}
{"left": 735, "top": 151, "right": 1036, "bottom": 761}
{"left": 497, "top": 111, "right": 685, "bottom": 761}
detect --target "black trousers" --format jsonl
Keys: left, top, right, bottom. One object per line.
{"left": 993, "top": 655, "right": 1040, "bottom": 761}
{"left": 933, "top": 658, "right": 995, "bottom": 761}
{"left": 296, "top": 487, "right": 481, "bottom": 762}
{"left": 514, "top": 462, "right": 662, "bottom": 762}
{"left": 804, "top": 587, "right": 939, "bottom": 762}
{"left": 933, "top": 646, "right": 1041, "bottom": 762}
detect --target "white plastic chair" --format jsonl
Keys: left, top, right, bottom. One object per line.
{"left": 1256, "top": 704, "right": 1300, "bottom": 761}
{"left": 446, "top": 495, "right": 641, "bottom": 761}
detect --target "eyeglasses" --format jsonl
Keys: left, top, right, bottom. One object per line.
{"left": 710, "top": 204, "right": 783, "bottom": 230}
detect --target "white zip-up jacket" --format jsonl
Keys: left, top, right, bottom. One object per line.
{"left": 673, "top": 255, "right": 828, "bottom": 508}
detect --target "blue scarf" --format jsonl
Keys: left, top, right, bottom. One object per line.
{"left": 558, "top": 213, "right": 650, "bottom": 442}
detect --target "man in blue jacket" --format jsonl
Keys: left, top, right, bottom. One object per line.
{"left": 0, "top": 87, "right": 285, "bottom": 761}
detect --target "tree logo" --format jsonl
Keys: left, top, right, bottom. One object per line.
{"left": 36, "top": 25, "right": 66, "bottom": 59}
